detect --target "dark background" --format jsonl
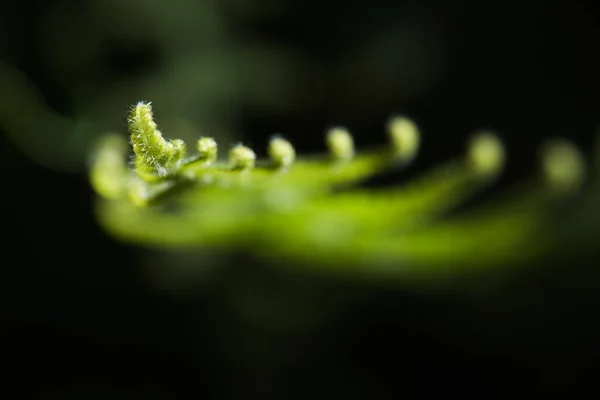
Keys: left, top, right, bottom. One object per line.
{"left": 2, "top": 0, "right": 600, "bottom": 397}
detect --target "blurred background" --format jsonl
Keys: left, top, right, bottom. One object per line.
{"left": 2, "top": 0, "right": 600, "bottom": 397}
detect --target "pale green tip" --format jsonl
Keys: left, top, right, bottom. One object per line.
{"left": 326, "top": 127, "right": 354, "bottom": 161}
{"left": 268, "top": 136, "right": 296, "bottom": 168}
{"left": 196, "top": 137, "right": 218, "bottom": 164}
{"left": 387, "top": 116, "right": 420, "bottom": 161}
{"left": 467, "top": 132, "right": 505, "bottom": 177}
{"left": 539, "top": 139, "right": 585, "bottom": 193}
{"left": 169, "top": 139, "right": 187, "bottom": 165}
{"left": 229, "top": 144, "right": 256, "bottom": 170}
{"left": 90, "top": 134, "right": 129, "bottom": 200}
{"left": 128, "top": 101, "right": 182, "bottom": 177}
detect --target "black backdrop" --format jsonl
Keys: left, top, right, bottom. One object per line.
{"left": 2, "top": 0, "right": 600, "bottom": 397}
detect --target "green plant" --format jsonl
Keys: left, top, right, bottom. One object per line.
{"left": 90, "top": 102, "right": 595, "bottom": 280}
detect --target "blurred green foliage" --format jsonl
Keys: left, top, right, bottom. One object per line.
{"left": 1, "top": 0, "right": 445, "bottom": 172}
{"left": 0, "top": 0, "right": 315, "bottom": 170}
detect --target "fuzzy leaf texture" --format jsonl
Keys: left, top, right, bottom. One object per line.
{"left": 89, "top": 102, "right": 600, "bottom": 281}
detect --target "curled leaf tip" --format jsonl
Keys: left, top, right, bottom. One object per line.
{"left": 326, "top": 126, "right": 354, "bottom": 161}
{"left": 128, "top": 101, "right": 180, "bottom": 177}
{"left": 229, "top": 143, "right": 256, "bottom": 170}
{"left": 268, "top": 136, "right": 296, "bottom": 168}
{"left": 539, "top": 138, "right": 585, "bottom": 193}
{"left": 169, "top": 138, "right": 187, "bottom": 166}
{"left": 387, "top": 116, "right": 420, "bottom": 161}
{"left": 196, "top": 137, "right": 218, "bottom": 164}
{"left": 89, "top": 134, "right": 129, "bottom": 200}
{"left": 467, "top": 132, "right": 505, "bottom": 177}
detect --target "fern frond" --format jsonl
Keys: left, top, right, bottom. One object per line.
{"left": 89, "top": 102, "right": 592, "bottom": 280}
